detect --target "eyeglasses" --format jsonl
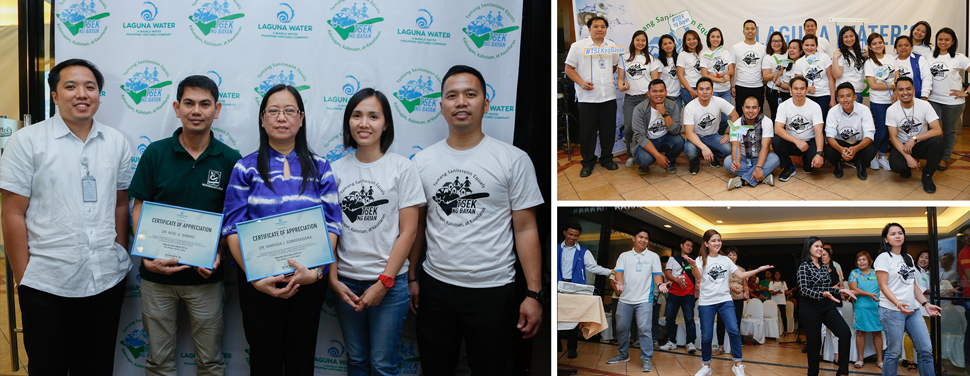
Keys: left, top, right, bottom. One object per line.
{"left": 263, "top": 108, "right": 302, "bottom": 118}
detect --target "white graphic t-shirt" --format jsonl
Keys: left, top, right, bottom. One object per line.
{"left": 775, "top": 98, "right": 823, "bottom": 142}
{"left": 825, "top": 103, "right": 876, "bottom": 144}
{"left": 886, "top": 99, "right": 939, "bottom": 144}
{"left": 928, "top": 53, "right": 970, "bottom": 105}
{"left": 793, "top": 52, "right": 833, "bottom": 97}
{"left": 894, "top": 55, "right": 932, "bottom": 98}
{"left": 763, "top": 53, "right": 790, "bottom": 91}
{"left": 836, "top": 52, "right": 867, "bottom": 92}
{"left": 678, "top": 52, "right": 704, "bottom": 89}
{"left": 657, "top": 56, "right": 682, "bottom": 94}
{"left": 702, "top": 47, "right": 732, "bottom": 92}
{"left": 698, "top": 253, "right": 739, "bottom": 306}
{"left": 732, "top": 41, "right": 766, "bottom": 88}
{"left": 864, "top": 56, "right": 897, "bottom": 104}
{"left": 873, "top": 252, "right": 918, "bottom": 312}
{"left": 683, "top": 96, "right": 734, "bottom": 137}
{"left": 625, "top": 54, "right": 653, "bottom": 96}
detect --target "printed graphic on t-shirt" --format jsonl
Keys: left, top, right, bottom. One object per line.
{"left": 648, "top": 118, "right": 666, "bottom": 137}
{"left": 697, "top": 113, "right": 717, "bottom": 131}
{"left": 838, "top": 125, "right": 860, "bottom": 141}
{"left": 339, "top": 179, "right": 389, "bottom": 233}
{"left": 805, "top": 66, "right": 825, "bottom": 82}
{"left": 897, "top": 66, "right": 912, "bottom": 78}
{"left": 712, "top": 57, "right": 728, "bottom": 73}
{"left": 874, "top": 65, "right": 896, "bottom": 81}
{"left": 741, "top": 51, "right": 759, "bottom": 67}
{"left": 931, "top": 62, "right": 948, "bottom": 81}
{"left": 898, "top": 265, "right": 914, "bottom": 281}
{"left": 899, "top": 116, "right": 921, "bottom": 136}
{"left": 693, "top": 59, "right": 701, "bottom": 73}
{"left": 431, "top": 170, "right": 490, "bottom": 226}
{"left": 627, "top": 62, "right": 649, "bottom": 80}
{"left": 707, "top": 264, "right": 727, "bottom": 282}
{"left": 667, "top": 64, "right": 677, "bottom": 78}
{"left": 787, "top": 115, "right": 812, "bottom": 134}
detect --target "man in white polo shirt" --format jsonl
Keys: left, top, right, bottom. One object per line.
{"left": 773, "top": 76, "right": 825, "bottom": 181}
{"left": 886, "top": 76, "right": 944, "bottom": 194}
{"left": 823, "top": 82, "right": 876, "bottom": 180}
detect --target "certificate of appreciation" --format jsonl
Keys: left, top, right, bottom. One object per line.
{"left": 132, "top": 201, "right": 224, "bottom": 269}
{"left": 236, "top": 206, "right": 335, "bottom": 282}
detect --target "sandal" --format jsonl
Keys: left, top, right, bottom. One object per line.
{"left": 712, "top": 348, "right": 724, "bottom": 356}
{"left": 854, "top": 361, "right": 863, "bottom": 368}
{"left": 907, "top": 363, "right": 917, "bottom": 372}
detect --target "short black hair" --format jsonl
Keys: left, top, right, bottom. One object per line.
{"left": 790, "top": 76, "right": 809, "bottom": 88}
{"left": 633, "top": 227, "right": 651, "bottom": 238}
{"left": 896, "top": 75, "right": 914, "bottom": 87}
{"left": 49, "top": 58, "right": 104, "bottom": 94}
{"left": 804, "top": 18, "right": 817, "bottom": 28}
{"left": 587, "top": 15, "right": 608, "bottom": 29}
{"left": 342, "top": 88, "right": 395, "bottom": 153}
{"left": 835, "top": 82, "right": 855, "bottom": 96}
{"left": 744, "top": 19, "right": 757, "bottom": 28}
{"left": 177, "top": 75, "right": 219, "bottom": 102}
{"left": 680, "top": 237, "right": 693, "bottom": 246}
{"left": 802, "top": 34, "right": 818, "bottom": 45}
{"left": 441, "top": 64, "right": 486, "bottom": 94}
{"left": 648, "top": 78, "right": 666, "bottom": 91}
{"left": 696, "top": 76, "right": 714, "bottom": 89}
{"left": 724, "top": 246, "right": 739, "bottom": 256}
{"left": 566, "top": 222, "right": 583, "bottom": 232}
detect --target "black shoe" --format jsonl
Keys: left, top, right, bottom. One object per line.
{"left": 802, "top": 347, "right": 809, "bottom": 353}
{"left": 602, "top": 161, "right": 619, "bottom": 170}
{"left": 580, "top": 166, "right": 593, "bottom": 178}
{"left": 689, "top": 164, "right": 700, "bottom": 175}
{"left": 923, "top": 173, "right": 937, "bottom": 194}
{"left": 938, "top": 164, "right": 948, "bottom": 172}
{"left": 833, "top": 162, "right": 844, "bottom": 178}
{"left": 710, "top": 159, "right": 721, "bottom": 168}
{"left": 568, "top": 348, "right": 578, "bottom": 359}
{"left": 901, "top": 169, "right": 912, "bottom": 179}
{"left": 779, "top": 165, "right": 796, "bottom": 182}
{"left": 638, "top": 165, "right": 650, "bottom": 175}
{"left": 857, "top": 162, "right": 868, "bottom": 180}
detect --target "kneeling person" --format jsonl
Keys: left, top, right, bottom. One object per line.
{"left": 683, "top": 77, "right": 738, "bottom": 175}
{"left": 773, "top": 76, "right": 825, "bottom": 181}
{"left": 823, "top": 82, "right": 877, "bottom": 180}
{"left": 725, "top": 96, "right": 779, "bottom": 189}
{"left": 631, "top": 79, "right": 685, "bottom": 175}
{"left": 887, "top": 76, "right": 944, "bottom": 193}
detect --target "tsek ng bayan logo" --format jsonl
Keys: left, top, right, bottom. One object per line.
{"left": 258, "top": 3, "right": 313, "bottom": 40}
{"left": 462, "top": 4, "right": 520, "bottom": 59}
{"left": 327, "top": 0, "right": 384, "bottom": 51}
{"left": 323, "top": 133, "right": 355, "bottom": 162}
{"left": 392, "top": 68, "right": 441, "bottom": 125}
{"left": 188, "top": 0, "right": 245, "bottom": 46}
{"left": 120, "top": 61, "right": 173, "bottom": 115}
{"left": 119, "top": 319, "right": 150, "bottom": 368}
{"left": 122, "top": 2, "right": 176, "bottom": 37}
{"left": 397, "top": 8, "right": 450, "bottom": 47}
{"left": 56, "top": 0, "right": 110, "bottom": 46}
{"left": 254, "top": 63, "right": 310, "bottom": 103}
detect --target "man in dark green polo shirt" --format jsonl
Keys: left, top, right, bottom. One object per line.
{"left": 129, "top": 75, "right": 241, "bottom": 376}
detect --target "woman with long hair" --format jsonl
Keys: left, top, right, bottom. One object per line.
{"left": 677, "top": 30, "right": 704, "bottom": 105}
{"left": 864, "top": 33, "right": 896, "bottom": 172}
{"left": 778, "top": 39, "right": 803, "bottom": 103}
{"left": 656, "top": 34, "right": 683, "bottom": 140}
{"left": 793, "top": 34, "right": 837, "bottom": 116}
{"left": 762, "top": 31, "right": 788, "bottom": 118}
{"left": 847, "top": 251, "right": 883, "bottom": 369}
{"left": 874, "top": 223, "right": 941, "bottom": 376}
{"left": 910, "top": 21, "right": 933, "bottom": 58}
{"left": 797, "top": 236, "right": 855, "bottom": 376}
{"left": 700, "top": 27, "right": 733, "bottom": 135}
{"left": 620, "top": 30, "right": 654, "bottom": 168}
{"left": 820, "top": 244, "right": 846, "bottom": 364}
{"left": 831, "top": 26, "right": 867, "bottom": 103}
{"left": 928, "top": 27, "right": 970, "bottom": 171}
{"left": 683, "top": 230, "right": 772, "bottom": 376}
{"left": 713, "top": 246, "right": 749, "bottom": 356}
{"left": 222, "top": 84, "right": 342, "bottom": 374}
{"left": 329, "top": 89, "right": 424, "bottom": 375}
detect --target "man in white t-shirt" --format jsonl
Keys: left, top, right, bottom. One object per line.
{"left": 731, "top": 20, "right": 766, "bottom": 116}
{"left": 772, "top": 76, "right": 825, "bottom": 182}
{"left": 683, "top": 77, "right": 739, "bottom": 175}
{"left": 886, "top": 76, "right": 944, "bottom": 194}
{"left": 725, "top": 96, "right": 779, "bottom": 190}
{"left": 565, "top": 16, "right": 625, "bottom": 178}
{"left": 823, "top": 83, "right": 876, "bottom": 180}
{"left": 631, "top": 79, "right": 685, "bottom": 175}
{"left": 804, "top": 18, "right": 832, "bottom": 56}
{"left": 411, "top": 65, "right": 545, "bottom": 375}
{"left": 557, "top": 222, "right": 611, "bottom": 358}
{"left": 606, "top": 227, "right": 670, "bottom": 372}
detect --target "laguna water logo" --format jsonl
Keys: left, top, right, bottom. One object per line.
{"left": 323, "top": 75, "right": 359, "bottom": 111}
{"left": 206, "top": 70, "right": 241, "bottom": 107}
{"left": 327, "top": 0, "right": 384, "bottom": 51}
{"left": 130, "top": 135, "right": 152, "bottom": 170}
{"left": 484, "top": 83, "right": 514, "bottom": 121}
{"left": 258, "top": 3, "right": 313, "bottom": 40}
{"left": 188, "top": 0, "right": 245, "bottom": 47}
{"left": 254, "top": 63, "right": 310, "bottom": 103}
{"left": 397, "top": 8, "right": 450, "bottom": 47}
{"left": 462, "top": 4, "right": 520, "bottom": 59}
{"left": 120, "top": 60, "right": 173, "bottom": 115}
{"left": 392, "top": 68, "right": 442, "bottom": 125}
{"left": 315, "top": 339, "right": 348, "bottom": 371}
{"left": 119, "top": 319, "right": 150, "bottom": 368}
{"left": 123, "top": 1, "right": 176, "bottom": 37}
{"left": 408, "top": 145, "right": 422, "bottom": 160}
{"left": 56, "top": 0, "right": 110, "bottom": 46}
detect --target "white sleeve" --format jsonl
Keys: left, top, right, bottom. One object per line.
{"left": 862, "top": 109, "right": 876, "bottom": 141}
{"left": 824, "top": 107, "right": 838, "bottom": 138}
{"left": 793, "top": 60, "right": 806, "bottom": 76}
{"left": 615, "top": 254, "right": 627, "bottom": 273}
{"left": 507, "top": 153, "right": 543, "bottom": 211}
{"left": 762, "top": 116, "right": 775, "bottom": 138}
{"left": 719, "top": 97, "right": 736, "bottom": 115}
{"left": 812, "top": 103, "right": 824, "bottom": 126}
{"left": 565, "top": 42, "right": 582, "bottom": 68}
{"left": 727, "top": 258, "right": 739, "bottom": 274}
{"left": 923, "top": 101, "right": 940, "bottom": 124}
{"left": 116, "top": 136, "right": 133, "bottom": 190}
{"left": 584, "top": 250, "right": 612, "bottom": 276}
{"left": 682, "top": 102, "right": 697, "bottom": 126}
{"left": 651, "top": 253, "right": 663, "bottom": 275}
{"left": 864, "top": 60, "right": 875, "bottom": 78}
{"left": 0, "top": 131, "right": 34, "bottom": 197}
{"left": 775, "top": 102, "right": 789, "bottom": 123}
{"left": 873, "top": 253, "right": 889, "bottom": 273}
{"left": 398, "top": 161, "right": 427, "bottom": 208}
{"left": 886, "top": 106, "right": 900, "bottom": 128}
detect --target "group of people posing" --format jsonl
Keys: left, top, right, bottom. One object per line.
{"left": 566, "top": 17, "right": 969, "bottom": 194}
{"left": 0, "top": 59, "right": 545, "bottom": 376}
{"left": 558, "top": 223, "right": 939, "bottom": 376}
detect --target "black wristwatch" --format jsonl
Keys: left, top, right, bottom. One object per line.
{"left": 816, "top": 151, "right": 823, "bottom": 156}
{"left": 525, "top": 289, "right": 549, "bottom": 304}
{"left": 661, "top": 112, "right": 670, "bottom": 118}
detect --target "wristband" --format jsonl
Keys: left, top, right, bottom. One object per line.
{"left": 816, "top": 151, "right": 823, "bottom": 156}
{"left": 408, "top": 278, "right": 417, "bottom": 283}
{"left": 755, "top": 166, "right": 762, "bottom": 169}
{"left": 921, "top": 300, "right": 929, "bottom": 307}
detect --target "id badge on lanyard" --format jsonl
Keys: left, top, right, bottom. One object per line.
{"left": 81, "top": 157, "right": 97, "bottom": 202}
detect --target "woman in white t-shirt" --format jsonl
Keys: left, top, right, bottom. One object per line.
{"left": 778, "top": 39, "right": 803, "bottom": 103}
{"left": 910, "top": 21, "right": 934, "bottom": 58}
{"left": 864, "top": 33, "right": 896, "bottom": 171}
{"left": 762, "top": 31, "right": 789, "bottom": 118}
{"left": 656, "top": 34, "right": 683, "bottom": 135}
{"left": 620, "top": 30, "right": 653, "bottom": 168}
{"left": 677, "top": 30, "right": 705, "bottom": 106}
{"left": 874, "top": 223, "right": 941, "bottom": 376}
{"left": 700, "top": 27, "right": 733, "bottom": 133}
{"left": 927, "top": 27, "right": 970, "bottom": 171}
{"left": 768, "top": 271, "right": 789, "bottom": 335}
{"left": 831, "top": 26, "right": 867, "bottom": 103}
{"left": 684, "top": 229, "right": 773, "bottom": 376}
{"left": 794, "top": 34, "right": 836, "bottom": 118}
{"left": 329, "top": 89, "right": 426, "bottom": 375}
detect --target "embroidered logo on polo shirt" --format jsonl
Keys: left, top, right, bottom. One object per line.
{"left": 203, "top": 170, "right": 223, "bottom": 190}
{"left": 339, "top": 180, "right": 388, "bottom": 233}
{"left": 431, "top": 170, "right": 490, "bottom": 227}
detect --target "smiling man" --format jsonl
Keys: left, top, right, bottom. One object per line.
{"left": 0, "top": 59, "right": 133, "bottom": 374}
{"left": 410, "top": 65, "right": 545, "bottom": 375}
{"left": 886, "top": 76, "right": 944, "bottom": 193}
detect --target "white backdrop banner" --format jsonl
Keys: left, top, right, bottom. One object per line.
{"left": 54, "top": 0, "right": 521, "bottom": 374}
{"left": 571, "top": 0, "right": 967, "bottom": 156}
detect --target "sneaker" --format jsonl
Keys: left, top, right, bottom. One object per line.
{"left": 642, "top": 360, "right": 653, "bottom": 372}
{"left": 833, "top": 161, "right": 844, "bottom": 178}
{"left": 857, "top": 161, "right": 868, "bottom": 180}
{"left": 764, "top": 173, "right": 775, "bottom": 186}
{"left": 732, "top": 364, "right": 746, "bottom": 376}
{"left": 710, "top": 159, "right": 721, "bottom": 168}
{"left": 878, "top": 155, "right": 891, "bottom": 170}
{"left": 666, "top": 166, "right": 678, "bottom": 174}
{"left": 694, "top": 365, "right": 713, "bottom": 376}
{"left": 638, "top": 166, "right": 650, "bottom": 175}
{"left": 870, "top": 155, "right": 881, "bottom": 170}
{"left": 923, "top": 173, "right": 937, "bottom": 194}
{"left": 568, "top": 348, "right": 577, "bottom": 358}
{"left": 901, "top": 169, "right": 912, "bottom": 178}
{"left": 632, "top": 340, "right": 640, "bottom": 348}
{"left": 877, "top": 362, "right": 883, "bottom": 369}
{"left": 602, "top": 161, "right": 619, "bottom": 170}
{"left": 938, "top": 164, "right": 948, "bottom": 171}
{"left": 854, "top": 361, "right": 863, "bottom": 368}
{"left": 659, "top": 341, "right": 677, "bottom": 351}
{"left": 626, "top": 158, "right": 636, "bottom": 167}
{"left": 779, "top": 165, "right": 796, "bottom": 182}
{"left": 727, "top": 176, "right": 743, "bottom": 190}
{"left": 580, "top": 166, "right": 593, "bottom": 178}
{"left": 686, "top": 343, "right": 697, "bottom": 354}
{"left": 606, "top": 353, "right": 631, "bottom": 364}
{"left": 689, "top": 164, "right": 700, "bottom": 175}
{"left": 653, "top": 341, "right": 660, "bottom": 350}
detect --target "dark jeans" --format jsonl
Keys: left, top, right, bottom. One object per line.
{"left": 237, "top": 267, "right": 326, "bottom": 376}
{"left": 772, "top": 137, "right": 819, "bottom": 172}
{"left": 766, "top": 88, "right": 783, "bottom": 119}
{"left": 716, "top": 299, "right": 745, "bottom": 346}
{"left": 653, "top": 301, "right": 664, "bottom": 342}
{"left": 822, "top": 140, "right": 877, "bottom": 167}
{"left": 888, "top": 136, "right": 944, "bottom": 177}
{"left": 416, "top": 271, "right": 518, "bottom": 375}
{"left": 578, "top": 100, "right": 618, "bottom": 168}
{"left": 19, "top": 281, "right": 126, "bottom": 376}
{"left": 735, "top": 85, "right": 765, "bottom": 116}
{"left": 800, "top": 299, "right": 850, "bottom": 376}
{"left": 870, "top": 102, "right": 891, "bottom": 154}
{"left": 779, "top": 303, "right": 788, "bottom": 333}
{"left": 808, "top": 95, "right": 830, "bottom": 122}
{"left": 665, "top": 293, "right": 696, "bottom": 344}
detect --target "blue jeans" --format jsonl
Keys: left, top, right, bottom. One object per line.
{"left": 679, "top": 87, "right": 696, "bottom": 108}
{"left": 685, "top": 134, "right": 732, "bottom": 165}
{"left": 635, "top": 134, "right": 685, "bottom": 169}
{"left": 724, "top": 153, "right": 780, "bottom": 186}
{"left": 855, "top": 92, "right": 863, "bottom": 103}
{"left": 335, "top": 274, "right": 410, "bottom": 376}
{"left": 930, "top": 101, "right": 966, "bottom": 163}
{"left": 713, "top": 91, "right": 733, "bottom": 134}
{"left": 871, "top": 102, "right": 891, "bottom": 154}
{"left": 699, "top": 302, "right": 742, "bottom": 364}
{"left": 808, "top": 95, "right": 830, "bottom": 122}
{"left": 616, "top": 301, "right": 654, "bottom": 363}
{"left": 665, "top": 294, "right": 696, "bottom": 344}
{"left": 880, "top": 307, "right": 933, "bottom": 376}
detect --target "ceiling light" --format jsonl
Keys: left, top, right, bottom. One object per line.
{"left": 716, "top": 220, "right": 723, "bottom": 223}
{"left": 726, "top": 207, "right": 731, "bottom": 209}
{"left": 664, "top": 225, "right": 672, "bottom": 228}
